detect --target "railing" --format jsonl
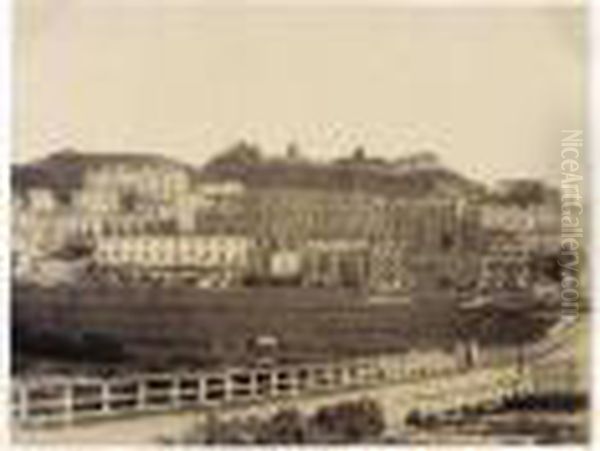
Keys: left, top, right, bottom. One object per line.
{"left": 12, "top": 322, "right": 584, "bottom": 427}
{"left": 14, "top": 327, "right": 575, "bottom": 430}
{"left": 12, "top": 353, "right": 465, "bottom": 427}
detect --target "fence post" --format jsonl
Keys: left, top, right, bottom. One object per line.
{"left": 224, "top": 373, "right": 233, "bottom": 402}
{"left": 269, "top": 370, "right": 278, "bottom": 398}
{"left": 249, "top": 371, "right": 258, "bottom": 399}
{"left": 171, "top": 375, "right": 181, "bottom": 409}
{"left": 289, "top": 369, "right": 300, "bottom": 397}
{"left": 101, "top": 382, "right": 111, "bottom": 415}
{"left": 63, "top": 384, "right": 74, "bottom": 424}
{"left": 19, "top": 384, "right": 28, "bottom": 423}
{"left": 137, "top": 379, "right": 147, "bottom": 410}
{"left": 197, "top": 375, "right": 204, "bottom": 405}
{"left": 341, "top": 364, "right": 350, "bottom": 386}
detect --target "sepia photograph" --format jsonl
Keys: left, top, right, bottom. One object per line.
{"left": 6, "top": 0, "right": 589, "bottom": 445}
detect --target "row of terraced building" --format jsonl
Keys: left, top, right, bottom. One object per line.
{"left": 11, "top": 144, "right": 560, "bottom": 295}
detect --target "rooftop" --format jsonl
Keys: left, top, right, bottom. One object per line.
{"left": 13, "top": 145, "right": 490, "bottom": 200}
{"left": 12, "top": 149, "right": 193, "bottom": 195}
{"left": 200, "top": 143, "right": 485, "bottom": 199}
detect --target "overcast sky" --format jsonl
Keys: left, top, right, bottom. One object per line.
{"left": 14, "top": 0, "right": 583, "bottom": 183}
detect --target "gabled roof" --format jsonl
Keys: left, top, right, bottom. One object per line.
{"left": 12, "top": 149, "right": 194, "bottom": 196}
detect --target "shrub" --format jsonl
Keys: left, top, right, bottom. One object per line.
{"left": 405, "top": 409, "right": 422, "bottom": 427}
{"left": 310, "top": 398, "right": 386, "bottom": 442}
{"left": 256, "top": 408, "right": 307, "bottom": 444}
{"left": 197, "top": 399, "right": 386, "bottom": 444}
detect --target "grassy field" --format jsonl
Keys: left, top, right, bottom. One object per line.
{"left": 12, "top": 284, "right": 559, "bottom": 372}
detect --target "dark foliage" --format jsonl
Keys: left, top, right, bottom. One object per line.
{"left": 12, "top": 322, "right": 127, "bottom": 366}
{"left": 500, "top": 392, "right": 588, "bottom": 413}
{"left": 309, "top": 398, "right": 386, "bottom": 442}
{"left": 200, "top": 398, "right": 385, "bottom": 444}
{"left": 255, "top": 409, "right": 307, "bottom": 444}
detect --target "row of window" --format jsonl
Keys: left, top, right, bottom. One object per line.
{"left": 97, "top": 247, "right": 247, "bottom": 267}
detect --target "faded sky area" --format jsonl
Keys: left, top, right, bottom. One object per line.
{"left": 14, "top": 0, "right": 584, "bottom": 183}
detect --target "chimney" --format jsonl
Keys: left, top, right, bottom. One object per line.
{"left": 352, "top": 146, "right": 366, "bottom": 161}
{"left": 286, "top": 142, "right": 300, "bottom": 160}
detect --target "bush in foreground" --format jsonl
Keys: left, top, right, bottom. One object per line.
{"left": 183, "top": 398, "right": 386, "bottom": 444}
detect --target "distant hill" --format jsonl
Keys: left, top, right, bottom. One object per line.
{"left": 201, "top": 142, "right": 487, "bottom": 199}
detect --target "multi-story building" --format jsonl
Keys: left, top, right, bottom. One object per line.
{"left": 81, "top": 154, "right": 192, "bottom": 204}
{"left": 381, "top": 197, "right": 483, "bottom": 294}
{"left": 11, "top": 151, "right": 198, "bottom": 283}
{"left": 190, "top": 181, "right": 248, "bottom": 236}
{"left": 476, "top": 193, "right": 561, "bottom": 294}
{"left": 479, "top": 231, "right": 533, "bottom": 293}
{"left": 304, "top": 239, "right": 371, "bottom": 288}
{"left": 95, "top": 234, "right": 252, "bottom": 287}
{"left": 529, "top": 203, "right": 562, "bottom": 255}
{"left": 368, "top": 240, "right": 412, "bottom": 293}
{"left": 12, "top": 188, "right": 73, "bottom": 258}
{"left": 226, "top": 174, "right": 482, "bottom": 293}
{"left": 241, "top": 187, "right": 383, "bottom": 283}
{"left": 15, "top": 148, "right": 536, "bottom": 295}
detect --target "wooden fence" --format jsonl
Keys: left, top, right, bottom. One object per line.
{"left": 12, "top": 352, "right": 465, "bottom": 427}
